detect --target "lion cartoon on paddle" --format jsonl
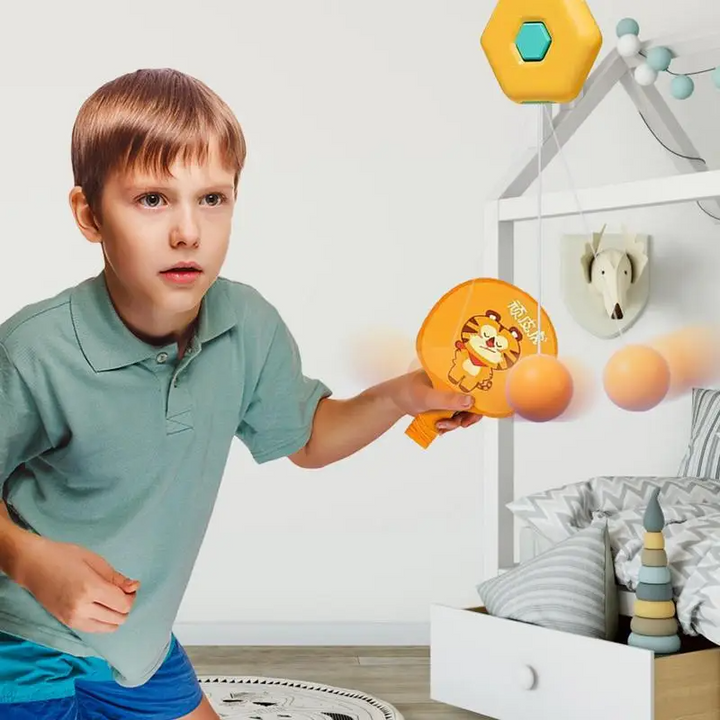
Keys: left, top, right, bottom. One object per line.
{"left": 448, "top": 310, "right": 523, "bottom": 393}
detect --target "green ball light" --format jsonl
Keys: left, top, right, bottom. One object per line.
{"left": 616, "top": 18, "right": 640, "bottom": 37}
{"left": 646, "top": 47, "right": 673, "bottom": 72}
{"left": 671, "top": 75, "right": 694, "bottom": 100}
{"left": 712, "top": 66, "right": 720, "bottom": 89}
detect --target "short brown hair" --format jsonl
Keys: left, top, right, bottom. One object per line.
{"left": 71, "top": 67, "right": 246, "bottom": 219}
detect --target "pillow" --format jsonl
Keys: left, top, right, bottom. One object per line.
{"left": 508, "top": 475, "right": 720, "bottom": 543}
{"left": 505, "top": 478, "right": 594, "bottom": 544}
{"left": 477, "top": 522, "right": 619, "bottom": 640}
{"left": 590, "top": 475, "right": 720, "bottom": 511}
{"left": 677, "top": 387, "right": 720, "bottom": 479}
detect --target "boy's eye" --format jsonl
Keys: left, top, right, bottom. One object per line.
{"left": 139, "top": 193, "right": 164, "bottom": 208}
{"left": 137, "top": 193, "right": 227, "bottom": 208}
{"left": 203, "top": 193, "right": 226, "bottom": 206}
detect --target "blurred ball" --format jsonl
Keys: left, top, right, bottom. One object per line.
{"left": 552, "top": 356, "right": 597, "bottom": 420}
{"left": 634, "top": 63, "right": 658, "bottom": 86}
{"left": 603, "top": 345, "right": 670, "bottom": 411}
{"left": 407, "top": 357, "right": 422, "bottom": 373}
{"left": 346, "top": 327, "right": 415, "bottom": 385}
{"left": 650, "top": 325, "right": 720, "bottom": 398}
{"left": 506, "top": 354, "right": 574, "bottom": 422}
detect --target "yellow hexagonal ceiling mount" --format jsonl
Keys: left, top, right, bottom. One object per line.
{"left": 481, "top": 0, "right": 603, "bottom": 104}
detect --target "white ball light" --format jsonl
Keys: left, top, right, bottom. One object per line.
{"left": 634, "top": 63, "right": 658, "bottom": 86}
{"left": 617, "top": 34, "right": 641, "bottom": 58}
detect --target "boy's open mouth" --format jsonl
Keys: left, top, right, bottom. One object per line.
{"left": 160, "top": 263, "right": 203, "bottom": 283}
{"left": 160, "top": 263, "right": 202, "bottom": 275}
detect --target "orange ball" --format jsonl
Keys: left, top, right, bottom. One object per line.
{"left": 603, "top": 344, "right": 670, "bottom": 411}
{"left": 650, "top": 326, "right": 720, "bottom": 398}
{"left": 505, "top": 354, "right": 574, "bottom": 422}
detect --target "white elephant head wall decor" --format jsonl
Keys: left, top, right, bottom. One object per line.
{"left": 561, "top": 226, "right": 651, "bottom": 339}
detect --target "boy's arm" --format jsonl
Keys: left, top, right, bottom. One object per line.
{"left": 289, "top": 370, "right": 478, "bottom": 469}
{"left": 0, "top": 497, "right": 140, "bottom": 633}
{"left": 235, "top": 303, "right": 478, "bottom": 468}
{"left": 0, "top": 341, "right": 52, "bottom": 581}
{"left": 0, "top": 343, "right": 138, "bottom": 633}
{"left": 0, "top": 501, "right": 39, "bottom": 582}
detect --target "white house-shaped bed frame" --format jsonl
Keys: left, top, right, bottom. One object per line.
{"left": 482, "top": 30, "right": 720, "bottom": 581}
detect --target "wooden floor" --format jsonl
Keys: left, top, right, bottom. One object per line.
{"left": 186, "top": 645, "right": 483, "bottom": 720}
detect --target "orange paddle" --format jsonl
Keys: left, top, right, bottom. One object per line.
{"left": 406, "top": 278, "right": 558, "bottom": 448}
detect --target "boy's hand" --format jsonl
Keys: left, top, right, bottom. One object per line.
{"left": 391, "top": 370, "right": 482, "bottom": 433}
{"left": 14, "top": 536, "right": 140, "bottom": 634}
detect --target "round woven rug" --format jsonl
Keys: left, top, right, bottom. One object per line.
{"left": 198, "top": 676, "right": 404, "bottom": 719}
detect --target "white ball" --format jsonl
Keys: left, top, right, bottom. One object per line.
{"left": 634, "top": 63, "right": 658, "bottom": 86}
{"left": 617, "top": 34, "right": 641, "bottom": 57}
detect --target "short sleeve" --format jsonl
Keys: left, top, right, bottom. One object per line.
{"left": 0, "top": 343, "right": 51, "bottom": 489}
{"left": 236, "top": 314, "right": 331, "bottom": 463}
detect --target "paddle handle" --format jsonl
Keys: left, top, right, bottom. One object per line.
{"left": 405, "top": 410, "right": 456, "bottom": 449}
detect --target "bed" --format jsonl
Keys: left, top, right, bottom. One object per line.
{"left": 429, "top": 385, "right": 720, "bottom": 719}
{"left": 430, "top": 474, "right": 720, "bottom": 720}
{"left": 507, "top": 472, "right": 720, "bottom": 643}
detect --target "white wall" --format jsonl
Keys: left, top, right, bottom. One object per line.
{"left": 1, "top": 0, "right": 719, "bottom": 645}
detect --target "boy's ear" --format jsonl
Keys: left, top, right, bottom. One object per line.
{"left": 69, "top": 186, "right": 102, "bottom": 243}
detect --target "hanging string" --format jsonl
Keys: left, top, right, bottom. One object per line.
{"left": 447, "top": 273, "right": 478, "bottom": 352}
{"left": 536, "top": 104, "right": 543, "bottom": 354}
{"left": 542, "top": 103, "right": 627, "bottom": 344}
{"left": 449, "top": 105, "right": 548, "bottom": 350}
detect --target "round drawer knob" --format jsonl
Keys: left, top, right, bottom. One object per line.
{"left": 517, "top": 664, "right": 536, "bottom": 690}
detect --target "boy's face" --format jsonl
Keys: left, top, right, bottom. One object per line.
{"left": 70, "top": 139, "right": 236, "bottom": 341}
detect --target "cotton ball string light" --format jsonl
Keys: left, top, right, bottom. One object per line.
{"left": 603, "top": 345, "right": 670, "bottom": 412}
{"left": 616, "top": 17, "right": 641, "bottom": 58}
{"left": 506, "top": 354, "right": 574, "bottom": 422}
{"left": 634, "top": 64, "right": 658, "bottom": 87}
{"left": 614, "top": 15, "right": 706, "bottom": 101}
{"left": 617, "top": 34, "right": 641, "bottom": 58}
{"left": 616, "top": 17, "right": 640, "bottom": 38}
{"left": 646, "top": 46, "right": 673, "bottom": 72}
{"left": 671, "top": 75, "right": 694, "bottom": 100}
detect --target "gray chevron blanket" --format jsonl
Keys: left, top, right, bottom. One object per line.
{"left": 508, "top": 475, "right": 720, "bottom": 643}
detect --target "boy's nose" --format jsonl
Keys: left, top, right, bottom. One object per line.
{"left": 170, "top": 220, "right": 200, "bottom": 248}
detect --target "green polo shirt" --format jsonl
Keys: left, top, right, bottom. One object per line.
{"left": 0, "top": 272, "right": 330, "bottom": 687}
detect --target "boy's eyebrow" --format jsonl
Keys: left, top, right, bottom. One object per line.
{"left": 121, "top": 180, "right": 235, "bottom": 193}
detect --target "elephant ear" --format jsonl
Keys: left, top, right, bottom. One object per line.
{"left": 580, "top": 225, "right": 607, "bottom": 284}
{"left": 580, "top": 242, "right": 595, "bottom": 284}
{"left": 626, "top": 236, "right": 648, "bottom": 283}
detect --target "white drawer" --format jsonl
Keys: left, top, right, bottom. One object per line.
{"left": 431, "top": 604, "right": 653, "bottom": 720}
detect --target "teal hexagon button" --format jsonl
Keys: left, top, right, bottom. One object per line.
{"left": 515, "top": 22, "right": 552, "bottom": 62}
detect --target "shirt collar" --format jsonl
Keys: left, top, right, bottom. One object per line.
{"left": 70, "top": 272, "right": 237, "bottom": 372}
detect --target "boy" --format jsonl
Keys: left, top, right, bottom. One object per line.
{"left": 0, "top": 68, "right": 479, "bottom": 718}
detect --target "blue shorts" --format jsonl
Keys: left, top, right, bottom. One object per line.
{"left": 0, "top": 631, "right": 204, "bottom": 718}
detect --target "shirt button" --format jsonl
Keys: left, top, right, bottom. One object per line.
{"left": 156, "top": 352, "right": 168, "bottom": 364}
